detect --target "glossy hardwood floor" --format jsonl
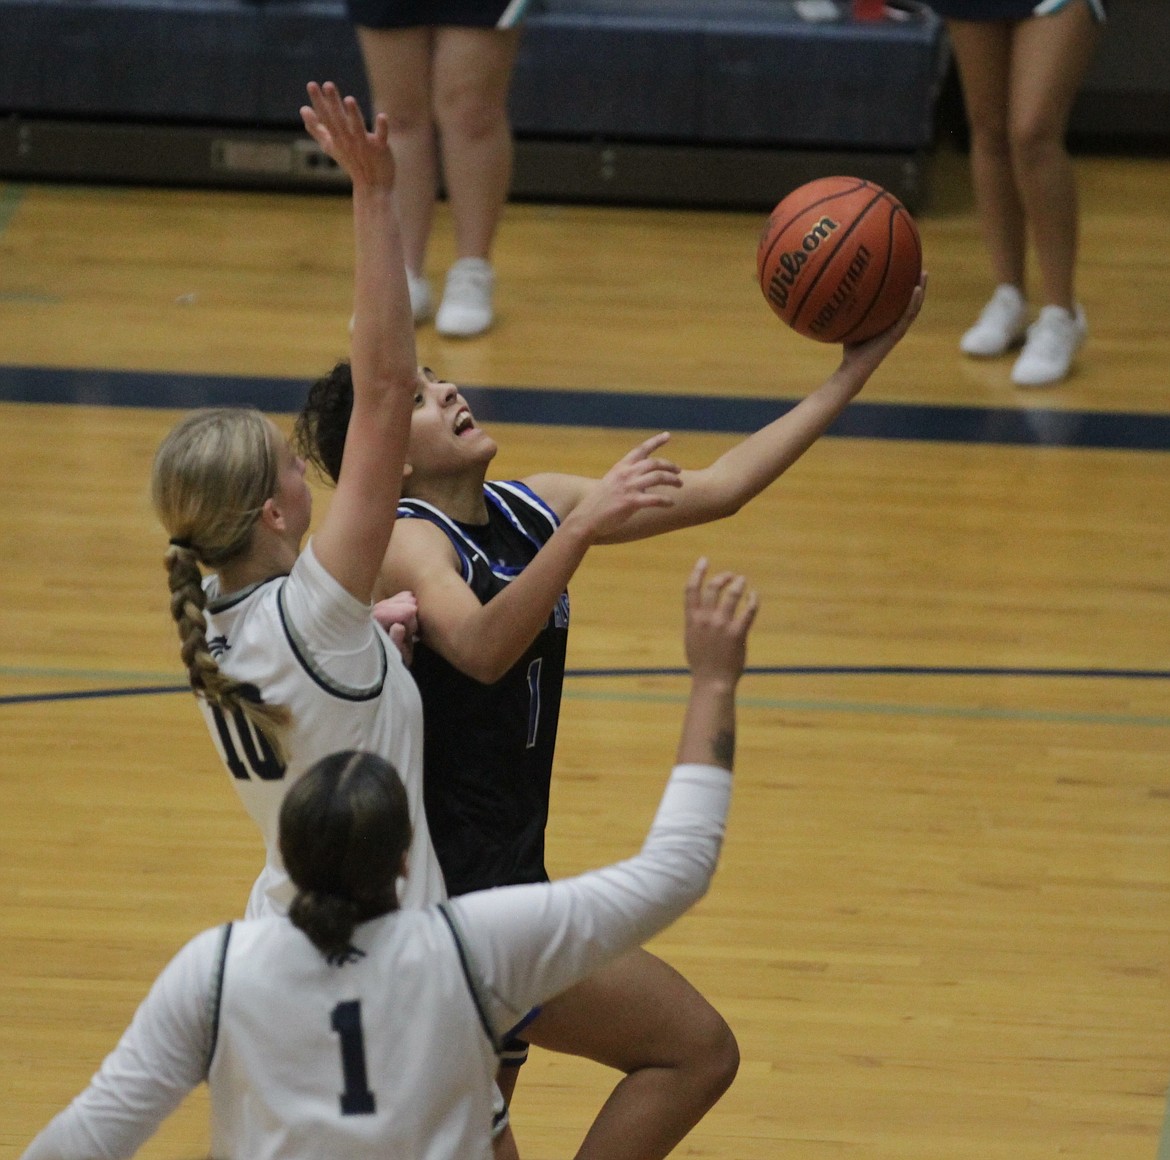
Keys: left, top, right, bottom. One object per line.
{"left": 1, "top": 146, "right": 1168, "bottom": 1160}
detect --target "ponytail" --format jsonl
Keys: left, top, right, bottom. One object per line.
{"left": 288, "top": 890, "right": 364, "bottom": 965}
{"left": 281, "top": 751, "right": 412, "bottom": 963}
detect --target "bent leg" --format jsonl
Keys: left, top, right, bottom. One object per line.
{"left": 522, "top": 947, "right": 739, "bottom": 1160}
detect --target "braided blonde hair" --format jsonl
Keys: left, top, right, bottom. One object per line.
{"left": 151, "top": 408, "right": 291, "bottom": 760}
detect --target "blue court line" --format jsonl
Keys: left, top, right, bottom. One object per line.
{"left": 2, "top": 363, "right": 1169, "bottom": 451}
{"left": 4, "top": 665, "right": 1170, "bottom": 726}
{"left": 0, "top": 684, "right": 185, "bottom": 707}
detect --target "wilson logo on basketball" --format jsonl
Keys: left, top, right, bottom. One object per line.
{"left": 766, "top": 216, "right": 838, "bottom": 309}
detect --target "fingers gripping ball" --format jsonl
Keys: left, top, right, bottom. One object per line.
{"left": 757, "top": 176, "right": 922, "bottom": 343}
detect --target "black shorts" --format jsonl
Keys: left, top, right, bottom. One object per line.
{"left": 347, "top": 0, "right": 533, "bottom": 30}
{"left": 928, "top": 0, "right": 1105, "bottom": 20}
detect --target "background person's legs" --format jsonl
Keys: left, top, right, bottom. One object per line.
{"left": 356, "top": 25, "right": 438, "bottom": 318}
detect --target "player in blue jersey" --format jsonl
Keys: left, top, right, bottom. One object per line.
{"left": 296, "top": 262, "right": 925, "bottom": 1159}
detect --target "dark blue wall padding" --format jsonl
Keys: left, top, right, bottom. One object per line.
{"left": 259, "top": 1, "right": 369, "bottom": 123}
{"left": 35, "top": 0, "right": 264, "bottom": 121}
{"left": 0, "top": 0, "right": 946, "bottom": 151}
{"left": 700, "top": 17, "right": 944, "bottom": 149}
{"left": 0, "top": 0, "right": 45, "bottom": 110}
{"left": 510, "top": 1, "right": 946, "bottom": 150}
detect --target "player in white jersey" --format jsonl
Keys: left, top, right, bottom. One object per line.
{"left": 20, "top": 560, "right": 757, "bottom": 1160}
{"left": 192, "top": 540, "right": 445, "bottom": 915}
{"left": 149, "top": 81, "right": 446, "bottom": 917}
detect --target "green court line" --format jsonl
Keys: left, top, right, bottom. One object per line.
{"left": 0, "top": 664, "right": 183, "bottom": 683}
{"left": 563, "top": 688, "right": 1170, "bottom": 728}
{"left": 0, "top": 184, "right": 24, "bottom": 235}
{"left": 0, "top": 291, "right": 59, "bottom": 304}
{"left": 1159, "top": 1085, "right": 1170, "bottom": 1160}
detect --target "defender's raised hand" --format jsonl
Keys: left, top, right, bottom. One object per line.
{"left": 300, "top": 81, "right": 394, "bottom": 191}
{"left": 684, "top": 558, "right": 758, "bottom": 687}
{"left": 677, "top": 558, "right": 759, "bottom": 772}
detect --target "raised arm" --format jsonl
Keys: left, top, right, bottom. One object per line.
{"left": 675, "top": 557, "right": 758, "bottom": 769}
{"left": 300, "top": 82, "right": 418, "bottom": 602}
{"left": 444, "top": 561, "right": 756, "bottom": 1035}
{"left": 529, "top": 274, "right": 928, "bottom": 544}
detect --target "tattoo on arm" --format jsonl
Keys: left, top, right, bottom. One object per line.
{"left": 712, "top": 729, "right": 735, "bottom": 769}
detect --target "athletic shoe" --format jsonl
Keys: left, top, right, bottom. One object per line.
{"left": 1011, "top": 305, "right": 1087, "bottom": 387}
{"left": 435, "top": 258, "right": 495, "bottom": 338}
{"left": 407, "top": 268, "right": 433, "bottom": 324}
{"left": 959, "top": 284, "right": 1029, "bottom": 357}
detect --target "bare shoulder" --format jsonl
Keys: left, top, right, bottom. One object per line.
{"left": 382, "top": 518, "right": 460, "bottom": 586}
{"left": 521, "top": 471, "right": 595, "bottom": 519}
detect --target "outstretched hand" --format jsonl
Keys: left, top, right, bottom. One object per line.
{"left": 300, "top": 81, "right": 394, "bottom": 191}
{"left": 840, "top": 271, "right": 928, "bottom": 372}
{"left": 683, "top": 558, "right": 758, "bottom": 686}
{"left": 570, "top": 432, "right": 683, "bottom": 541}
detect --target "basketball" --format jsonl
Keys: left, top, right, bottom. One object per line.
{"left": 756, "top": 176, "right": 922, "bottom": 344}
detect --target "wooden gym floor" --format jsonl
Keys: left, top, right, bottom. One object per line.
{"left": 1, "top": 145, "right": 1168, "bottom": 1158}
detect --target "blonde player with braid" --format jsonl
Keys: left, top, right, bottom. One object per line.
{"left": 151, "top": 80, "right": 447, "bottom": 918}
{"left": 150, "top": 82, "right": 673, "bottom": 1159}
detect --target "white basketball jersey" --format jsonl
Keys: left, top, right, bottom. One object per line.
{"left": 209, "top": 913, "right": 499, "bottom": 1160}
{"left": 198, "top": 541, "right": 445, "bottom": 914}
{"left": 19, "top": 764, "right": 732, "bottom": 1160}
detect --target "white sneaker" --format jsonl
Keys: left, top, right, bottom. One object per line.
{"left": 959, "top": 284, "right": 1029, "bottom": 357}
{"left": 1011, "top": 304, "right": 1087, "bottom": 387}
{"left": 435, "top": 258, "right": 495, "bottom": 338}
{"left": 406, "top": 268, "right": 433, "bottom": 324}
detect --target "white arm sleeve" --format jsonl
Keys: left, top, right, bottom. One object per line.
{"left": 281, "top": 539, "right": 385, "bottom": 688}
{"left": 446, "top": 763, "right": 731, "bottom": 1038}
{"left": 20, "top": 927, "right": 225, "bottom": 1160}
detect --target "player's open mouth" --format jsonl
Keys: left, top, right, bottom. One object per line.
{"left": 453, "top": 408, "right": 475, "bottom": 436}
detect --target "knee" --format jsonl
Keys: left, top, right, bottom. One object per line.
{"left": 1009, "top": 118, "right": 1065, "bottom": 175}
{"left": 434, "top": 82, "right": 509, "bottom": 144}
{"left": 969, "top": 124, "right": 1012, "bottom": 165}
{"left": 688, "top": 1003, "right": 740, "bottom": 1102}
{"left": 381, "top": 100, "right": 432, "bottom": 141}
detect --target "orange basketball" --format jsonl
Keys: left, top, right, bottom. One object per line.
{"left": 756, "top": 176, "right": 922, "bottom": 344}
